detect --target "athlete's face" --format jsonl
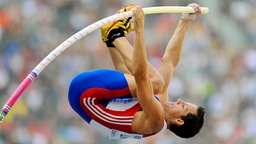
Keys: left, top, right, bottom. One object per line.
{"left": 164, "top": 99, "right": 197, "bottom": 123}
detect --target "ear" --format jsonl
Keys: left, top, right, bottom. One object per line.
{"left": 175, "top": 118, "right": 184, "bottom": 126}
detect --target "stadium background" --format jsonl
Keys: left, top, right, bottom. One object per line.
{"left": 0, "top": 0, "right": 256, "bottom": 144}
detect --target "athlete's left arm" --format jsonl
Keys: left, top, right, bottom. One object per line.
{"left": 131, "top": 6, "right": 164, "bottom": 133}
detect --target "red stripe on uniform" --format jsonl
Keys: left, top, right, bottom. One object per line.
{"left": 80, "top": 88, "right": 141, "bottom": 133}
{"left": 85, "top": 97, "right": 133, "bottom": 124}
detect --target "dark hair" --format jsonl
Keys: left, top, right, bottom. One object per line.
{"left": 169, "top": 106, "right": 205, "bottom": 138}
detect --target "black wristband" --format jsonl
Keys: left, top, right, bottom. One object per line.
{"left": 106, "top": 28, "right": 125, "bottom": 48}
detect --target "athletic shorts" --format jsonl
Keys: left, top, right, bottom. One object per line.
{"left": 68, "top": 69, "right": 133, "bottom": 123}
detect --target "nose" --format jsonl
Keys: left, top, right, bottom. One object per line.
{"left": 177, "top": 99, "right": 185, "bottom": 105}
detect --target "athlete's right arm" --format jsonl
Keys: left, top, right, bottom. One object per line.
{"left": 157, "top": 3, "right": 202, "bottom": 104}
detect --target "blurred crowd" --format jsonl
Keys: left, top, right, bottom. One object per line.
{"left": 0, "top": 0, "right": 256, "bottom": 144}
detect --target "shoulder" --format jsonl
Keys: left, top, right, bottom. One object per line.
{"left": 132, "top": 101, "right": 165, "bottom": 134}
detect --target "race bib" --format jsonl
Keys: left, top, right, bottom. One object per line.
{"left": 110, "top": 129, "right": 143, "bottom": 139}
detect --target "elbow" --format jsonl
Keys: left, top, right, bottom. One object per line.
{"left": 172, "top": 60, "right": 180, "bottom": 68}
{"left": 170, "top": 56, "right": 180, "bottom": 68}
{"left": 162, "top": 56, "right": 180, "bottom": 68}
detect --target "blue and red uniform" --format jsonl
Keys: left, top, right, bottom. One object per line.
{"left": 68, "top": 69, "right": 166, "bottom": 139}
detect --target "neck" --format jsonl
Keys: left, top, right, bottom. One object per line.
{"left": 164, "top": 111, "right": 172, "bottom": 129}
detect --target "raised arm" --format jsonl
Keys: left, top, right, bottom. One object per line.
{"left": 132, "top": 8, "right": 147, "bottom": 76}
{"left": 131, "top": 6, "right": 164, "bottom": 133}
{"left": 158, "top": 3, "right": 202, "bottom": 104}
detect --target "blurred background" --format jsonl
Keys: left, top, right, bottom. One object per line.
{"left": 0, "top": 0, "right": 256, "bottom": 144}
